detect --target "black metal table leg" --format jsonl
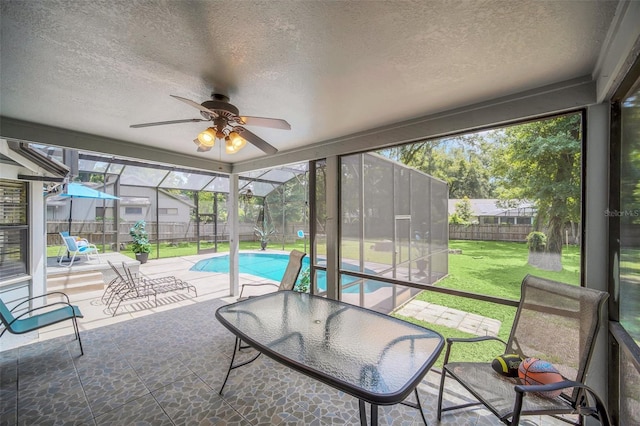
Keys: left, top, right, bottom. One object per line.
{"left": 358, "top": 400, "right": 380, "bottom": 426}
{"left": 219, "top": 336, "right": 261, "bottom": 395}
{"left": 399, "top": 387, "right": 428, "bottom": 425}
{"left": 371, "top": 403, "right": 378, "bottom": 426}
{"left": 359, "top": 400, "right": 367, "bottom": 426}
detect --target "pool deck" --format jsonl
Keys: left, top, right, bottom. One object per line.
{"left": 2, "top": 250, "right": 500, "bottom": 351}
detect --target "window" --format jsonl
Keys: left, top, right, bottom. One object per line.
{"left": 619, "top": 79, "right": 640, "bottom": 344}
{"left": 0, "top": 179, "right": 28, "bottom": 281}
{"left": 158, "top": 208, "right": 178, "bottom": 215}
{"left": 125, "top": 207, "right": 143, "bottom": 215}
{"left": 610, "top": 56, "right": 640, "bottom": 425}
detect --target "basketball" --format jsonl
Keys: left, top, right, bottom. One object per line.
{"left": 517, "top": 358, "right": 564, "bottom": 398}
{"left": 491, "top": 353, "right": 523, "bottom": 377}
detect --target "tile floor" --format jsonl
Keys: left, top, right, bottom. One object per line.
{"left": 1, "top": 253, "right": 568, "bottom": 425}
{"left": 1, "top": 296, "right": 569, "bottom": 425}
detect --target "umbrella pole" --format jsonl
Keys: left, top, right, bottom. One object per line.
{"left": 68, "top": 197, "right": 73, "bottom": 234}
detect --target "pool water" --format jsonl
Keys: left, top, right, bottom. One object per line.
{"left": 190, "top": 252, "right": 388, "bottom": 293}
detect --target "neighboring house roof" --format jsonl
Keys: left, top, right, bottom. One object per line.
{"left": 158, "top": 188, "right": 196, "bottom": 209}
{"left": 448, "top": 199, "right": 536, "bottom": 217}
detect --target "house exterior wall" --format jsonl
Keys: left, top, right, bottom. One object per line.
{"left": 0, "top": 141, "right": 48, "bottom": 309}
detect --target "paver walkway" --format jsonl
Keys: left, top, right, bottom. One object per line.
{"left": 396, "top": 299, "right": 502, "bottom": 337}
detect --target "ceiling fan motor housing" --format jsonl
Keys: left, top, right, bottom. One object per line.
{"left": 199, "top": 94, "right": 239, "bottom": 120}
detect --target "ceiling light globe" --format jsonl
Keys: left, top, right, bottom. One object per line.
{"left": 228, "top": 131, "right": 247, "bottom": 150}
{"left": 197, "top": 128, "right": 216, "bottom": 147}
{"left": 225, "top": 138, "right": 238, "bottom": 154}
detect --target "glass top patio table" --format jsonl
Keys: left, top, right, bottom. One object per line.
{"left": 215, "top": 290, "right": 444, "bottom": 407}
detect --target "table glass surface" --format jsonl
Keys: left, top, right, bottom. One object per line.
{"left": 216, "top": 291, "right": 444, "bottom": 404}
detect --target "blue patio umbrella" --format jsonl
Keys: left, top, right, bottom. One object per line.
{"left": 60, "top": 182, "right": 119, "bottom": 233}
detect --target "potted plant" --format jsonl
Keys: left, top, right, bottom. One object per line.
{"left": 254, "top": 223, "right": 276, "bottom": 250}
{"left": 129, "top": 220, "right": 152, "bottom": 264}
{"left": 294, "top": 267, "right": 311, "bottom": 293}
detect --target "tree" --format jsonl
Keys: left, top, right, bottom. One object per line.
{"left": 379, "top": 134, "right": 496, "bottom": 198}
{"left": 492, "top": 113, "right": 582, "bottom": 271}
{"left": 449, "top": 197, "right": 473, "bottom": 224}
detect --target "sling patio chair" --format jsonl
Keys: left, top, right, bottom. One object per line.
{"left": 437, "top": 274, "right": 611, "bottom": 425}
{"left": 238, "top": 249, "right": 307, "bottom": 300}
{"left": 58, "top": 235, "right": 100, "bottom": 267}
{"left": 55, "top": 231, "right": 70, "bottom": 261}
{"left": 0, "top": 291, "right": 84, "bottom": 355}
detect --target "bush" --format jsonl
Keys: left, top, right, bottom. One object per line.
{"left": 295, "top": 267, "right": 310, "bottom": 293}
{"left": 526, "top": 231, "right": 547, "bottom": 252}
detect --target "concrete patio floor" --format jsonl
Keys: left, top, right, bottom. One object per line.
{"left": 1, "top": 252, "right": 567, "bottom": 425}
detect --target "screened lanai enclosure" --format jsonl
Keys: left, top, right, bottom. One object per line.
{"left": 38, "top": 145, "right": 448, "bottom": 312}
{"left": 316, "top": 153, "right": 449, "bottom": 311}
{"left": 40, "top": 146, "right": 309, "bottom": 256}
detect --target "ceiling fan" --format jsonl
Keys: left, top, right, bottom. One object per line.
{"left": 130, "top": 93, "right": 291, "bottom": 155}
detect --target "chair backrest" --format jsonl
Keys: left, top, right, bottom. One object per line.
{"left": 0, "top": 298, "right": 16, "bottom": 329}
{"left": 63, "top": 236, "right": 79, "bottom": 252}
{"left": 107, "top": 260, "right": 136, "bottom": 291}
{"left": 506, "top": 275, "right": 608, "bottom": 402}
{"left": 278, "top": 250, "right": 307, "bottom": 291}
{"left": 60, "top": 231, "right": 70, "bottom": 239}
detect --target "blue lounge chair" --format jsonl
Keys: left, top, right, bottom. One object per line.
{"left": 55, "top": 231, "right": 71, "bottom": 260}
{"left": 58, "top": 235, "right": 100, "bottom": 267}
{"left": 0, "top": 292, "right": 84, "bottom": 355}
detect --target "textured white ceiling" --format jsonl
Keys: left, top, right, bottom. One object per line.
{"left": 0, "top": 0, "right": 619, "bottom": 165}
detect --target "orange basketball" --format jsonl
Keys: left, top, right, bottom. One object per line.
{"left": 517, "top": 358, "right": 564, "bottom": 398}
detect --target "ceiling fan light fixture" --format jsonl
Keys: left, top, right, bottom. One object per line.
{"left": 197, "top": 127, "right": 217, "bottom": 146}
{"left": 225, "top": 136, "right": 244, "bottom": 154}
{"left": 228, "top": 131, "right": 247, "bottom": 150}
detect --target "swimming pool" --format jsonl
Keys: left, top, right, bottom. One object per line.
{"left": 190, "top": 252, "right": 388, "bottom": 293}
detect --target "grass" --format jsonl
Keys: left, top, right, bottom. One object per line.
{"left": 394, "top": 239, "right": 581, "bottom": 365}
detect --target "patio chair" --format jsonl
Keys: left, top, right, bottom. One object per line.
{"left": 0, "top": 291, "right": 84, "bottom": 355}
{"left": 58, "top": 235, "right": 100, "bottom": 267}
{"left": 121, "top": 262, "right": 198, "bottom": 299}
{"left": 101, "top": 260, "right": 138, "bottom": 306}
{"left": 436, "top": 274, "right": 611, "bottom": 425}
{"left": 238, "top": 249, "right": 306, "bottom": 300}
{"left": 55, "top": 231, "right": 70, "bottom": 260}
{"left": 105, "top": 260, "right": 156, "bottom": 316}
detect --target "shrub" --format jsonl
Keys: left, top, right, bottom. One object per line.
{"left": 526, "top": 231, "right": 547, "bottom": 252}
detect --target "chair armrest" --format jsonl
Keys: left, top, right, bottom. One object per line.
{"left": 443, "top": 335, "right": 507, "bottom": 364}
{"left": 239, "top": 283, "right": 279, "bottom": 298}
{"left": 10, "top": 291, "right": 71, "bottom": 312}
{"left": 446, "top": 336, "right": 506, "bottom": 345}
{"left": 514, "top": 379, "right": 579, "bottom": 395}
{"left": 513, "top": 380, "right": 611, "bottom": 426}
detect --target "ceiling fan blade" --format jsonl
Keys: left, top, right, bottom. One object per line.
{"left": 171, "top": 95, "right": 219, "bottom": 118}
{"left": 238, "top": 115, "right": 291, "bottom": 130}
{"left": 240, "top": 128, "right": 279, "bottom": 155}
{"left": 130, "top": 118, "right": 208, "bottom": 128}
